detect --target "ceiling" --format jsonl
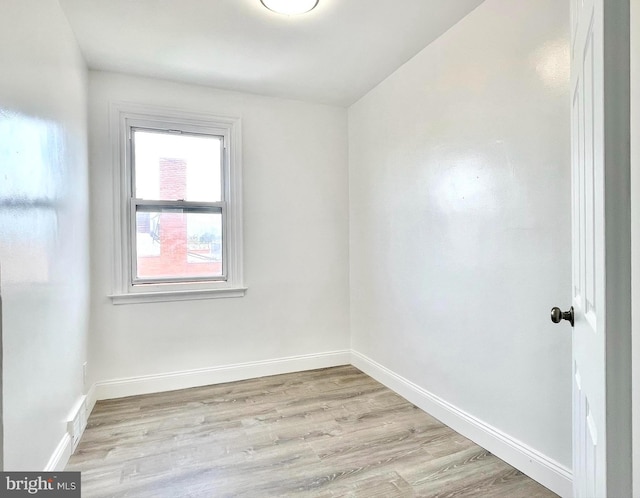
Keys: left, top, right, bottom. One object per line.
{"left": 58, "top": 0, "right": 484, "bottom": 107}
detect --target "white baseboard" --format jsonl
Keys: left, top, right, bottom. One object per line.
{"left": 66, "top": 395, "right": 88, "bottom": 453}
{"left": 44, "top": 433, "right": 72, "bottom": 472}
{"left": 44, "top": 392, "right": 93, "bottom": 472}
{"left": 86, "top": 383, "right": 97, "bottom": 418}
{"left": 95, "top": 350, "right": 351, "bottom": 400}
{"left": 350, "top": 350, "right": 573, "bottom": 498}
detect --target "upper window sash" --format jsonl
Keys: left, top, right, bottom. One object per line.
{"left": 130, "top": 126, "right": 226, "bottom": 203}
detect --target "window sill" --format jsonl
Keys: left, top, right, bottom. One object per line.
{"left": 109, "top": 287, "right": 247, "bottom": 305}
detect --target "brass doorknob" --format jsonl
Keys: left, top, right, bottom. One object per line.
{"left": 551, "top": 306, "right": 574, "bottom": 327}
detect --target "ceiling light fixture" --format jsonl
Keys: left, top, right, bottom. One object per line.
{"left": 260, "top": 0, "right": 319, "bottom": 15}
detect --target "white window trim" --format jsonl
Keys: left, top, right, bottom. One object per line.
{"left": 109, "top": 102, "right": 245, "bottom": 304}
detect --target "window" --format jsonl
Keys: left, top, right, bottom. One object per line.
{"left": 110, "top": 104, "right": 244, "bottom": 303}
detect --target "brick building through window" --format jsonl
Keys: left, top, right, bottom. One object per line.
{"left": 136, "top": 157, "right": 222, "bottom": 279}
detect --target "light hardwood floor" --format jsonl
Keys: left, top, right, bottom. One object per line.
{"left": 67, "top": 366, "right": 558, "bottom": 497}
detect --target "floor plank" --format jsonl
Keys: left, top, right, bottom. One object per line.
{"left": 67, "top": 366, "right": 558, "bottom": 497}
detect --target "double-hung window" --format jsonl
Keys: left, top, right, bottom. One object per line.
{"left": 111, "top": 104, "right": 244, "bottom": 303}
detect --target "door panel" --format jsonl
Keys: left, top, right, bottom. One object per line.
{"left": 572, "top": 1, "right": 606, "bottom": 495}
{"left": 570, "top": 0, "right": 631, "bottom": 496}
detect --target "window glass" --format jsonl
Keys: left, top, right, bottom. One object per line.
{"left": 135, "top": 208, "right": 223, "bottom": 281}
{"left": 133, "top": 130, "right": 222, "bottom": 202}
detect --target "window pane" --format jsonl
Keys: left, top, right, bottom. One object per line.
{"left": 133, "top": 130, "right": 222, "bottom": 202}
{"left": 135, "top": 208, "right": 223, "bottom": 281}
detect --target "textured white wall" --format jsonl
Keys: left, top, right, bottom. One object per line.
{"left": 88, "top": 72, "right": 350, "bottom": 384}
{"left": 348, "top": 0, "right": 572, "bottom": 468}
{"left": 0, "top": 0, "right": 89, "bottom": 470}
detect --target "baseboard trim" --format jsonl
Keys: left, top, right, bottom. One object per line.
{"left": 86, "top": 383, "right": 97, "bottom": 417}
{"left": 44, "top": 433, "right": 72, "bottom": 472}
{"left": 95, "top": 350, "right": 351, "bottom": 400}
{"left": 350, "top": 350, "right": 573, "bottom": 498}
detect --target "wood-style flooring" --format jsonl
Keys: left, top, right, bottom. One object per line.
{"left": 67, "top": 366, "right": 558, "bottom": 497}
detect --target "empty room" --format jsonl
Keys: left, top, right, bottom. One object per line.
{"left": 0, "top": 0, "right": 637, "bottom": 496}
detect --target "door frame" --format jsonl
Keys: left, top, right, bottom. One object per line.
{"left": 631, "top": 0, "right": 640, "bottom": 495}
{"left": 0, "top": 265, "right": 3, "bottom": 471}
{"left": 594, "top": 0, "right": 632, "bottom": 495}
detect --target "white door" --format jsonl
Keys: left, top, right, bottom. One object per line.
{"left": 569, "top": 0, "right": 631, "bottom": 496}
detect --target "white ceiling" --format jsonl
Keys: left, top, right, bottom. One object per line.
{"left": 59, "top": 0, "right": 484, "bottom": 107}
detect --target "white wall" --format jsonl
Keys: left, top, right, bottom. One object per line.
{"left": 0, "top": 0, "right": 578, "bottom": 482}
{"left": 349, "top": 0, "right": 571, "bottom": 474}
{"left": 88, "top": 72, "right": 350, "bottom": 387}
{"left": 0, "top": 0, "right": 89, "bottom": 470}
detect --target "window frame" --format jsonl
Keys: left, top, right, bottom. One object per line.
{"left": 130, "top": 126, "right": 228, "bottom": 285}
{"left": 109, "top": 103, "right": 245, "bottom": 304}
